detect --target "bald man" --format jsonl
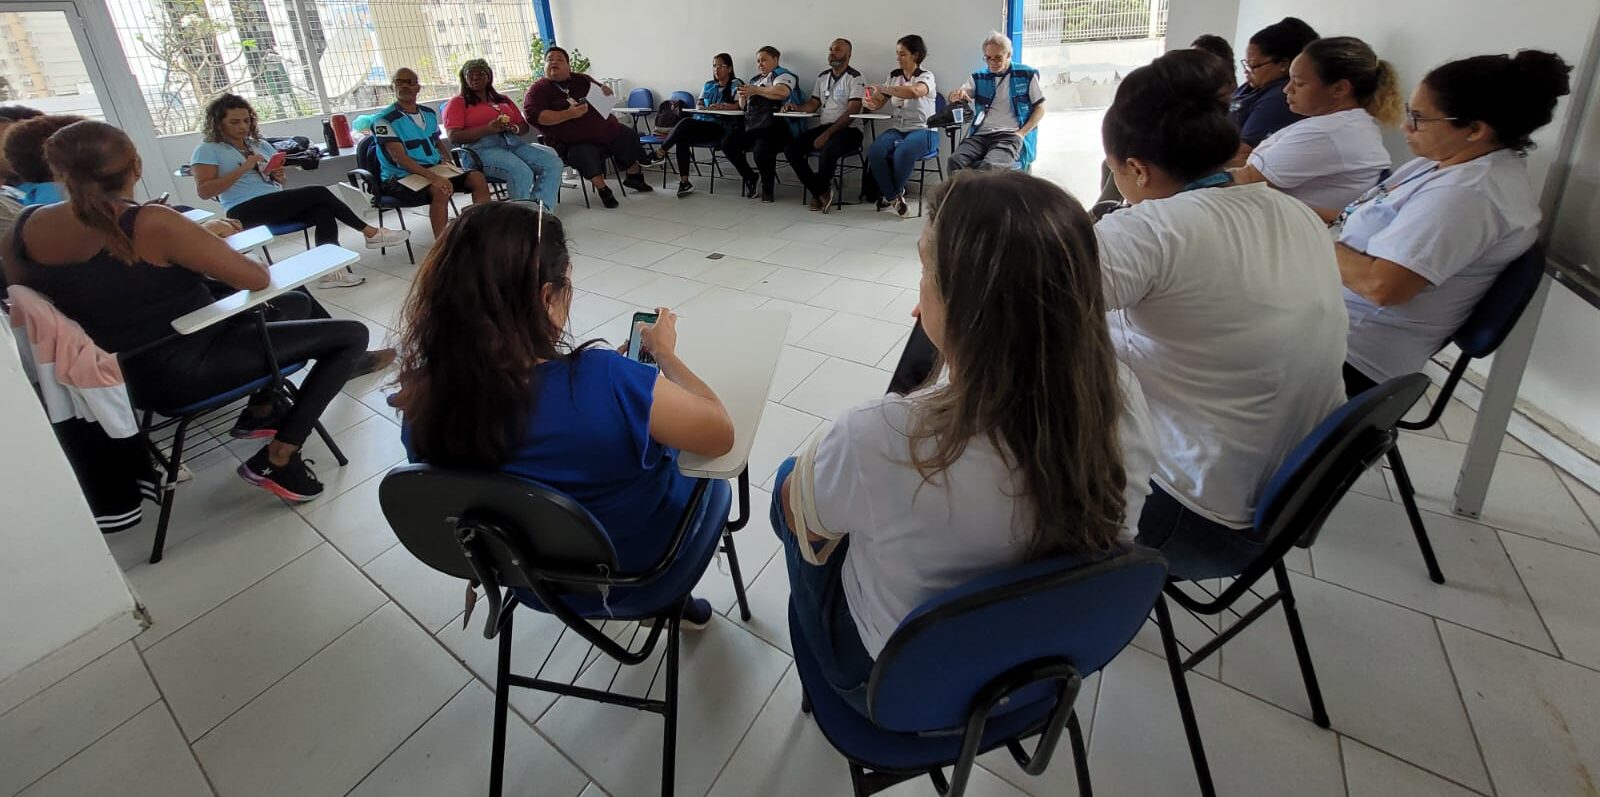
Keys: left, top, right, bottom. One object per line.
{"left": 373, "top": 67, "right": 490, "bottom": 236}
{"left": 785, "top": 38, "right": 866, "bottom": 211}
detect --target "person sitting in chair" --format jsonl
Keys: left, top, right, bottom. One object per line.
{"left": 784, "top": 38, "right": 865, "bottom": 212}
{"left": 443, "top": 58, "right": 564, "bottom": 210}
{"left": 374, "top": 67, "right": 491, "bottom": 237}
{"left": 947, "top": 32, "right": 1045, "bottom": 172}
{"left": 863, "top": 34, "right": 938, "bottom": 218}
{"left": 775, "top": 171, "right": 1157, "bottom": 716}
{"left": 725, "top": 46, "right": 804, "bottom": 203}
{"left": 655, "top": 52, "right": 745, "bottom": 199}
{"left": 522, "top": 47, "right": 654, "bottom": 209}
{"left": 394, "top": 202, "right": 734, "bottom": 625}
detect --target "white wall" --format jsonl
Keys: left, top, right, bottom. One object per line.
{"left": 547, "top": 0, "right": 1002, "bottom": 111}
{"left": 1166, "top": 0, "right": 1240, "bottom": 54}
{"left": 0, "top": 322, "right": 139, "bottom": 684}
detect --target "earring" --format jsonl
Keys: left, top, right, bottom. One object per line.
{"left": 1136, "top": 176, "right": 1148, "bottom": 187}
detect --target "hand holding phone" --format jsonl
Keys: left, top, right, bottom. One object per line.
{"left": 627, "top": 308, "right": 677, "bottom": 368}
{"left": 627, "top": 310, "right": 659, "bottom": 367}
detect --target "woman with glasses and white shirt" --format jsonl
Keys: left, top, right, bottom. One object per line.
{"left": 1336, "top": 50, "right": 1572, "bottom": 397}
{"left": 1231, "top": 37, "right": 1398, "bottom": 221}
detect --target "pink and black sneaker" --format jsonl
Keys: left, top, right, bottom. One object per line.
{"left": 237, "top": 447, "right": 325, "bottom": 502}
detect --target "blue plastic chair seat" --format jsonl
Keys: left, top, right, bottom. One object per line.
{"left": 514, "top": 479, "right": 731, "bottom": 620}
{"left": 641, "top": 135, "right": 667, "bottom": 145}
{"left": 264, "top": 220, "right": 313, "bottom": 237}
{"left": 789, "top": 603, "right": 1056, "bottom": 772}
{"left": 155, "top": 362, "right": 304, "bottom": 418}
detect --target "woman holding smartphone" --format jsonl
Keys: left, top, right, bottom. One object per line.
{"left": 190, "top": 94, "right": 408, "bottom": 288}
{"left": 394, "top": 201, "right": 735, "bottom": 627}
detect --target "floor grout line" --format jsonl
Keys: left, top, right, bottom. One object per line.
{"left": 1433, "top": 619, "right": 1501, "bottom": 797}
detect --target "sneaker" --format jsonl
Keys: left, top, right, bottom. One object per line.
{"left": 237, "top": 447, "right": 324, "bottom": 502}
{"left": 352, "top": 347, "right": 397, "bottom": 378}
{"left": 676, "top": 181, "right": 695, "bottom": 198}
{"left": 364, "top": 227, "right": 411, "bottom": 249}
{"left": 760, "top": 182, "right": 775, "bottom": 203}
{"left": 228, "top": 400, "right": 285, "bottom": 439}
{"left": 741, "top": 175, "right": 758, "bottom": 198}
{"left": 875, "top": 197, "right": 893, "bottom": 212}
{"left": 819, "top": 187, "right": 836, "bottom": 214}
{"left": 597, "top": 185, "right": 619, "bottom": 209}
{"left": 622, "top": 173, "right": 654, "bottom": 193}
{"left": 808, "top": 194, "right": 824, "bottom": 212}
{"left": 894, "top": 194, "right": 910, "bottom": 218}
{"left": 680, "top": 597, "right": 714, "bottom": 630}
{"left": 315, "top": 268, "right": 365, "bottom": 288}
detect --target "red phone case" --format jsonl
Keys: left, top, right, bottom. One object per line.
{"left": 263, "top": 151, "right": 286, "bottom": 176}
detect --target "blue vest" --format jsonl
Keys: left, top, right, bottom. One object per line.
{"left": 768, "top": 66, "right": 808, "bottom": 135}
{"left": 970, "top": 65, "right": 1040, "bottom": 170}
{"left": 372, "top": 103, "right": 443, "bottom": 182}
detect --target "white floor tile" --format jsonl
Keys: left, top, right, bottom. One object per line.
{"left": 879, "top": 258, "right": 924, "bottom": 290}
{"left": 1557, "top": 468, "right": 1600, "bottom": 533}
{"left": 712, "top": 234, "right": 788, "bottom": 261}
{"left": 828, "top": 226, "right": 898, "bottom": 253}
{"left": 667, "top": 225, "right": 740, "bottom": 251}
{"left": 1394, "top": 433, "right": 1600, "bottom": 553}
{"left": 432, "top": 605, "right": 610, "bottom": 727}
{"left": 105, "top": 447, "right": 273, "bottom": 570}
{"left": 808, "top": 278, "right": 905, "bottom": 317}
{"left": 873, "top": 289, "right": 919, "bottom": 326}
{"left": 1341, "top": 739, "right": 1484, "bottom": 797}
{"left": 758, "top": 299, "right": 836, "bottom": 344}
{"left": 1435, "top": 397, "right": 1538, "bottom": 456}
{"left": 729, "top": 552, "right": 793, "bottom": 654}
{"left": 696, "top": 257, "right": 780, "bottom": 292}
{"left": 1440, "top": 623, "right": 1600, "bottom": 797}
{"left": 768, "top": 345, "right": 828, "bottom": 402}
{"left": 314, "top": 391, "right": 378, "bottom": 437}
{"left": 617, "top": 273, "right": 709, "bottom": 311}
{"left": 1310, "top": 493, "right": 1554, "bottom": 652}
{"left": 646, "top": 247, "right": 719, "bottom": 279}
{"left": 781, "top": 358, "right": 888, "bottom": 422}
{"left": 302, "top": 470, "right": 398, "bottom": 567}
{"left": 812, "top": 248, "right": 900, "bottom": 282}
{"left": 0, "top": 645, "right": 160, "bottom": 796}
{"left": 1218, "top": 574, "right": 1490, "bottom": 791}
{"left": 1500, "top": 532, "right": 1600, "bottom": 670}
{"left": 745, "top": 402, "right": 824, "bottom": 487}
{"left": 537, "top": 617, "right": 789, "bottom": 797}
{"left": 764, "top": 240, "right": 841, "bottom": 270}
{"left": 567, "top": 230, "right": 639, "bottom": 259}
{"left": 773, "top": 221, "right": 839, "bottom": 242}
{"left": 874, "top": 233, "right": 921, "bottom": 259}
{"left": 798, "top": 312, "right": 909, "bottom": 365}
{"left": 746, "top": 267, "right": 838, "bottom": 303}
{"left": 1090, "top": 646, "right": 1345, "bottom": 797}
{"left": 567, "top": 292, "right": 633, "bottom": 340}
{"left": 579, "top": 264, "right": 659, "bottom": 299}
{"left": 17, "top": 704, "right": 211, "bottom": 797}
{"left": 978, "top": 672, "right": 1102, "bottom": 797}
{"left": 876, "top": 330, "right": 912, "bottom": 371}
{"left": 364, "top": 543, "right": 474, "bottom": 634}
{"left": 296, "top": 414, "right": 410, "bottom": 506}
{"left": 193, "top": 604, "right": 470, "bottom": 797}
{"left": 674, "top": 285, "right": 770, "bottom": 318}
{"left": 610, "top": 239, "right": 682, "bottom": 268}
{"left": 568, "top": 253, "right": 617, "bottom": 284}
{"left": 318, "top": 270, "right": 413, "bottom": 328}
{"left": 145, "top": 544, "right": 386, "bottom": 738}
{"left": 349, "top": 684, "right": 589, "bottom": 797}
{"left": 698, "top": 487, "right": 783, "bottom": 617}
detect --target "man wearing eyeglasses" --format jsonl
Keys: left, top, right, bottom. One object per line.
{"left": 373, "top": 67, "right": 492, "bottom": 236}
{"left": 946, "top": 32, "right": 1045, "bottom": 172}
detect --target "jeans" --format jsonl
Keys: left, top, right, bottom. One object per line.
{"left": 866, "top": 128, "right": 939, "bottom": 200}
{"left": 771, "top": 458, "right": 876, "bottom": 716}
{"left": 1134, "top": 483, "right": 1266, "bottom": 581}
{"left": 471, "top": 133, "right": 562, "bottom": 208}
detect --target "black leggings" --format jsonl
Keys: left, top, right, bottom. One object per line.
{"left": 125, "top": 292, "right": 367, "bottom": 447}
{"left": 228, "top": 186, "right": 367, "bottom": 247}
{"left": 662, "top": 119, "right": 736, "bottom": 178}
{"left": 563, "top": 126, "right": 642, "bottom": 180}
{"left": 1343, "top": 363, "right": 1379, "bottom": 399}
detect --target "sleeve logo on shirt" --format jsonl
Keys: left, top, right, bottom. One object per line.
{"left": 373, "top": 124, "right": 390, "bottom": 136}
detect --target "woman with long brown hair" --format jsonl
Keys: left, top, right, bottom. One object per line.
{"left": 394, "top": 201, "right": 734, "bottom": 625}
{"left": 774, "top": 170, "right": 1157, "bottom": 716}
{"left": 1, "top": 120, "right": 368, "bottom": 501}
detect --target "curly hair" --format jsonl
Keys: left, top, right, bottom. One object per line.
{"left": 201, "top": 93, "right": 261, "bottom": 144}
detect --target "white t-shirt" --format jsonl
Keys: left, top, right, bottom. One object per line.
{"left": 885, "top": 68, "right": 936, "bottom": 131}
{"left": 810, "top": 365, "right": 1158, "bottom": 657}
{"left": 1247, "top": 108, "right": 1391, "bottom": 211}
{"left": 1097, "top": 183, "right": 1348, "bottom": 528}
{"left": 1338, "top": 150, "right": 1540, "bottom": 381}
{"left": 811, "top": 67, "right": 865, "bottom": 125}
{"left": 749, "top": 70, "right": 799, "bottom": 96}
{"left": 958, "top": 70, "right": 1044, "bottom": 133}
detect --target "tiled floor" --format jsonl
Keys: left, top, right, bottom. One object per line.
{"left": 6, "top": 178, "right": 1600, "bottom": 797}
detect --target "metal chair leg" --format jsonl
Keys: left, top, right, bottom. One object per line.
{"left": 1275, "top": 562, "right": 1330, "bottom": 727}
{"left": 661, "top": 606, "right": 682, "bottom": 797}
{"left": 311, "top": 421, "right": 348, "bottom": 466}
{"left": 723, "top": 530, "right": 752, "bottom": 621}
{"left": 488, "top": 607, "right": 513, "bottom": 797}
{"left": 1068, "top": 711, "right": 1093, "bottom": 797}
{"left": 1386, "top": 446, "right": 1446, "bottom": 583}
{"left": 926, "top": 767, "right": 950, "bottom": 795}
{"left": 1154, "top": 597, "right": 1216, "bottom": 797}
{"left": 149, "top": 416, "right": 192, "bottom": 564}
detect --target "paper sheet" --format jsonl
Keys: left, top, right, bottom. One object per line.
{"left": 397, "top": 163, "right": 465, "bottom": 191}
{"left": 586, "top": 88, "right": 618, "bottom": 119}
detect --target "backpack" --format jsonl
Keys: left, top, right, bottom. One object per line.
{"left": 655, "top": 99, "right": 687, "bottom": 130}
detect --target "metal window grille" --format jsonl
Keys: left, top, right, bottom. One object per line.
{"left": 1022, "top": 0, "right": 1169, "bottom": 45}
{"left": 105, "top": 0, "right": 543, "bottom": 136}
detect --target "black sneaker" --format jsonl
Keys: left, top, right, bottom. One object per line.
{"left": 676, "top": 181, "right": 695, "bottom": 198}
{"left": 352, "top": 347, "right": 397, "bottom": 378}
{"left": 237, "top": 447, "right": 324, "bottom": 502}
{"left": 741, "top": 175, "right": 758, "bottom": 198}
{"left": 875, "top": 197, "right": 892, "bottom": 212}
{"left": 597, "top": 185, "right": 619, "bottom": 209}
{"left": 229, "top": 400, "right": 285, "bottom": 440}
{"left": 760, "top": 183, "right": 775, "bottom": 203}
{"left": 819, "top": 187, "right": 836, "bottom": 214}
{"left": 622, "top": 173, "right": 654, "bottom": 193}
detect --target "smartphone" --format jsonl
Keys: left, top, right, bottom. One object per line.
{"left": 627, "top": 311, "right": 658, "bottom": 367}
{"left": 263, "top": 151, "right": 287, "bottom": 180}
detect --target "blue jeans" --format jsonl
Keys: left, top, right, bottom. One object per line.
{"left": 866, "top": 128, "right": 940, "bottom": 199}
{"left": 470, "top": 133, "right": 562, "bottom": 208}
{"left": 771, "top": 458, "right": 875, "bottom": 716}
{"left": 1134, "top": 482, "right": 1266, "bottom": 580}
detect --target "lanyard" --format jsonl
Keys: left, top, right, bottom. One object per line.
{"left": 1181, "top": 172, "right": 1233, "bottom": 192}
{"left": 1335, "top": 163, "right": 1440, "bottom": 227}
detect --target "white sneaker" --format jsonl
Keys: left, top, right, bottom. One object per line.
{"left": 364, "top": 227, "right": 411, "bottom": 249}
{"left": 315, "top": 268, "right": 365, "bottom": 288}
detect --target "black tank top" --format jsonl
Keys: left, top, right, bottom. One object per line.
{"left": 12, "top": 204, "right": 214, "bottom": 354}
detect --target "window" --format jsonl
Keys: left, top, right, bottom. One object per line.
{"left": 106, "top": 0, "right": 545, "bottom": 136}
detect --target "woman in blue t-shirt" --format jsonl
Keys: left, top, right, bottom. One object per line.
{"left": 394, "top": 201, "right": 735, "bottom": 625}
{"left": 1229, "top": 17, "right": 1318, "bottom": 162}
{"left": 189, "top": 94, "right": 409, "bottom": 288}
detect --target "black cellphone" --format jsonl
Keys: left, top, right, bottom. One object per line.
{"left": 628, "top": 311, "right": 658, "bottom": 367}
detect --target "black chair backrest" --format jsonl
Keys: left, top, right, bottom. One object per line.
{"left": 1452, "top": 246, "right": 1546, "bottom": 359}
{"left": 355, "top": 135, "right": 380, "bottom": 181}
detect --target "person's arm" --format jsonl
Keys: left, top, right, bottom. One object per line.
{"left": 750, "top": 78, "right": 795, "bottom": 101}
{"left": 1335, "top": 243, "right": 1430, "bottom": 306}
{"left": 875, "top": 78, "right": 930, "bottom": 100}
{"left": 781, "top": 475, "right": 834, "bottom": 548}
{"left": 445, "top": 101, "right": 507, "bottom": 145}
{"left": 640, "top": 309, "right": 735, "bottom": 457}
{"left": 815, "top": 98, "right": 861, "bottom": 144}
{"left": 140, "top": 205, "right": 270, "bottom": 290}
{"left": 1017, "top": 100, "right": 1045, "bottom": 138}
{"left": 949, "top": 76, "right": 975, "bottom": 103}
{"left": 1095, "top": 211, "right": 1166, "bottom": 311}
{"left": 382, "top": 140, "right": 445, "bottom": 181}
{"left": 1230, "top": 163, "right": 1269, "bottom": 185}
{"left": 190, "top": 153, "right": 265, "bottom": 201}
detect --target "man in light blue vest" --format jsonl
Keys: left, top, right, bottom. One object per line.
{"left": 374, "top": 67, "right": 490, "bottom": 236}
{"left": 947, "top": 32, "right": 1045, "bottom": 172}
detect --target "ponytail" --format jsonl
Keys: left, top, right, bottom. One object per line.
{"left": 43, "top": 120, "right": 140, "bottom": 263}
{"left": 64, "top": 177, "right": 136, "bottom": 263}
{"left": 1368, "top": 60, "right": 1403, "bottom": 127}
{"left": 1303, "top": 37, "right": 1402, "bottom": 126}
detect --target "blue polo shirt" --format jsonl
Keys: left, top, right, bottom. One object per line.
{"left": 1230, "top": 77, "right": 1303, "bottom": 148}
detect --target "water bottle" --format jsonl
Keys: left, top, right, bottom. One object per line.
{"left": 322, "top": 118, "right": 340, "bottom": 156}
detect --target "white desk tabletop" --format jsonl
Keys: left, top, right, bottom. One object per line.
{"left": 696, "top": 108, "right": 744, "bottom": 116}
{"left": 171, "top": 245, "right": 359, "bottom": 335}
{"left": 774, "top": 111, "right": 818, "bottom": 118}
{"left": 851, "top": 113, "right": 893, "bottom": 120}
{"left": 181, "top": 208, "right": 215, "bottom": 223}
{"left": 612, "top": 106, "right": 652, "bottom": 114}
{"left": 673, "top": 309, "right": 791, "bottom": 480}
{"left": 226, "top": 225, "right": 274, "bottom": 255}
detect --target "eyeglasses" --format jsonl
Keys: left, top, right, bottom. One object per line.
{"left": 1403, "top": 103, "right": 1460, "bottom": 129}
{"left": 394, "top": 78, "right": 419, "bottom": 86}
{"left": 1240, "top": 58, "right": 1279, "bottom": 72}
{"left": 983, "top": 54, "right": 1008, "bottom": 63}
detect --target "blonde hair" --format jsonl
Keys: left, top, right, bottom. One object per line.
{"left": 43, "top": 120, "right": 140, "bottom": 263}
{"left": 1303, "top": 36, "right": 1402, "bottom": 127}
